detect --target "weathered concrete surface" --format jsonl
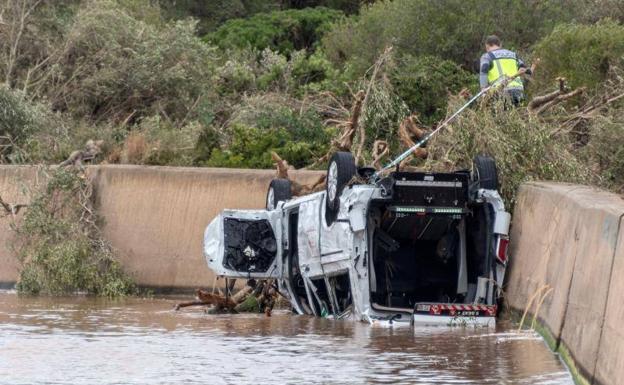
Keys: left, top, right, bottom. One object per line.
{"left": 506, "top": 182, "right": 624, "bottom": 385}
{"left": 560, "top": 189, "right": 623, "bottom": 382}
{"left": 88, "top": 165, "right": 323, "bottom": 290}
{"left": 505, "top": 183, "right": 583, "bottom": 339}
{"left": 594, "top": 221, "right": 624, "bottom": 385}
{"left": 0, "top": 166, "right": 41, "bottom": 286}
{"left": 0, "top": 165, "right": 323, "bottom": 290}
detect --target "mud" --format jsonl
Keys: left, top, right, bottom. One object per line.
{"left": 0, "top": 292, "right": 573, "bottom": 384}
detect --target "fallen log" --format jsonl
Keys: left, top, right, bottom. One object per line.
{"left": 533, "top": 87, "right": 586, "bottom": 115}
{"left": 528, "top": 77, "right": 568, "bottom": 112}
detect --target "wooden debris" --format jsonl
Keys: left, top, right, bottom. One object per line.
{"left": 533, "top": 87, "right": 586, "bottom": 115}
{"left": 174, "top": 280, "right": 281, "bottom": 315}
{"left": 271, "top": 152, "right": 326, "bottom": 196}
{"left": 371, "top": 140, "right": 389, "bottom": 170}
{"left": 528, "top": 77, "right": 568, "bottom": 111}
{"left": 174, "top": 288, "right": 237, "bottom": 311}
{"left": 0, "top": 195, "right": 27, "bottom": 218}
{"left": 306, "top": 90, "right": 365, "bottom": 170}
{"left": 395, "top": 114, "right": 428, "bottom": 171}
{"left": 60, "top": 140, "right": 103, "bottom": 167}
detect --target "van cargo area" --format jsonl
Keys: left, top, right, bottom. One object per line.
{"left": 368, "top": 190, "right": 494, "bottom": 312}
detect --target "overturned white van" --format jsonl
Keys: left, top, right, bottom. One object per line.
{"left": 204, "top": 152, "right": 511, "bottom": 326}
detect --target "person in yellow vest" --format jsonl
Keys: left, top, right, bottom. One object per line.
{"left": 479, "top": 35, "right": 531, "bottom": 106}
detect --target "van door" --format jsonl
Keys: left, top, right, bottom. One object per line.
{"left": 204, "top": 209, "right": 282, "bottom": 279}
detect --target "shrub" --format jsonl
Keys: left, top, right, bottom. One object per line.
{"left": 207, "top": 7, "right": 344, "bottom": 55}
{"left": 532, "top": 20, "right": 624, "bottom": 91}
{"left": 390, "top": 55, "right": 474, "bottom": 124}
{"left": 15, "top": 168, "right": 136, "bottom": 296}
{"left": 290, "top": 50, "right": 344, "bottom": 94}
{"left": 0, "top": 87, "right": 54, "bottom": 162}
{"left": 160, "top": 0, "right": 281, "bottom": 34}
{"left": 118, "top": 116, "right": 202, "bottom": 166}
{"left": 322, "top": 0, "right": 575, "bottom": 77}
{"left": 577, "top": 108, "right": 624, "bottom": 193}
{"left": 44, "top": 0, "right": 217, "bottom": 124}
{"left": 205, "top": 96, "right": 332, "bottom": 168}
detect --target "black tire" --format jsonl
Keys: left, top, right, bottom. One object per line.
{"left": 325, "top": 151, "right": 356, "bottom": 224}
{"left": 266, "top": 178, "right": 292, "bottom": 210}
{"left": 473, "top": 155, "right": 498, "bottom": 190}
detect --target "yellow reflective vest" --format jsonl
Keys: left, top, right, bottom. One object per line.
{"left": 487, "top": 50, "right": 524, "bottom": 90}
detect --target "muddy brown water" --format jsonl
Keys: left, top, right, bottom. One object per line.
{"left": 0, "top": 292, "right": 572, "bottom": 385}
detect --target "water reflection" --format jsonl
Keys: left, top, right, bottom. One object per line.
{"left": 0, "top": 293, "right": 572, "bottom": 385}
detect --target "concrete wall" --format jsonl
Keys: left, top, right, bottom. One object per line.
{"left": 0, "top": 166, "right": 42, "bottom": 286}
{"left": 506, "top": 182, "right": 624, "bottom": 385}
{"left": 2, "top": 167, "right": 622, "bottom": 383}
{"left": 0, "top": 165, "right": 323, "bottom": 290}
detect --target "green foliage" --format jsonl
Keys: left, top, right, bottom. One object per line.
{"left": 390, "top": 55, "right": 474, "bottom": 124}
{"left": 205, "top": 100, "right": 332, "bottom": 168}
{"left": 283, "top": 0, "right": 369, "bottom": 13}
{"left": 15, "top": 168, "right": 136, "bottom": 296}
{"left": 0, "top": 87, "right": 52, "bottom": 162}
{"left": 533, "top": 20, "right": 624, "bottom": 91}
{"left": 213, "top": 48, "right": 343, "bottom": 97}
{"left": 160, "top": 0, "right": 281, "bottom": 34}
{"left": 322, "top": 0, "right": 575, "bottom": 77}
{"left": 577, "top": 110, "right": 624, "bottom": 193}
{"left": 208, "top": 7, "right": 344, "bottom": 55}
{"left": 358, "top": 79, "right": 410, "bottom": 157}
{"left": 46, "top": 0, "right": 217, "bottom": 124}
{"left": 425, "top": 99, "right": 591, "bottom": 206}
{"left": 290, "top": 50, "right": 344, "bottom": 94}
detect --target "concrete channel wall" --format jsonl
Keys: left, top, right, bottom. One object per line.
{"left": 1, "top": 166, "right": 622, "bottom": 384}
{"left": 505, "top": 182, "right": 624, "bottom": 385}
{"left": 0, "top": 165, "right": 323, "bottom": 290}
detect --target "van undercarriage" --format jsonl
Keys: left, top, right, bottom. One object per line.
{"left": 204, "top": 153, "right": 510, "bottom": 327}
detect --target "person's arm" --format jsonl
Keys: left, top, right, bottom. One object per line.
{"left": 517, "top": 57, "right": 532, "bottom": 75}
{"left": 479, "top": 53, "right": 491, "bottom": 89}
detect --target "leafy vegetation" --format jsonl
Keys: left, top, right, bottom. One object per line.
{"left": 532, "top": 20, "right": 624, "bottom": 90}
{"left": 0, "top": 1, "right": 620, "bottom": 186}
{"left": 390, "top": 55, "right": 475, "bottom": 124}
{"left": 207, "top": 7, "right": 344, "bottom": 54}
{"left": 14, "top": 168, "right": 136, "bottom": 296}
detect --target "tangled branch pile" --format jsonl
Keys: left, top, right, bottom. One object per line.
{"left": 14, "top": 167, "right": 136, "bottom": 296}
{"left": 273, "top": 61, "right": 624, "bottom": 208}
{"left": 175, "top": 279, "right": 280, "bottom": 316}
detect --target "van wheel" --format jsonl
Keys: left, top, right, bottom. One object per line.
{"left": 473, "top": 155, "right": 498, "bottom": 190}
{"left": 325, "top": 151, "right": 356, "bottom": 224}
{"left": 266, "top": 178, "right": 292, "bottom": 210}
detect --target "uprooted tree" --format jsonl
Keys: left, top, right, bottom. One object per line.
{"left": 174, "top": 279, "right": 281, "bottom": 316}
{"left": 268, "top": 48, "right": 623, "bottom": 202}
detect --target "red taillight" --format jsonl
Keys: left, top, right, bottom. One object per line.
{"left": 497, "top": 237, "right": 509, "bottom": 263}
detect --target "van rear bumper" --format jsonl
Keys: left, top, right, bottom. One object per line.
{"left": 366, "top": 303, "right": 498, "bottom": 327}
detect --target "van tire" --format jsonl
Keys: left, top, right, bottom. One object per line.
{"left": 266, "top": 178, "right": 292, "bottom": 210}
{"left": 473, "top": 155, "right": 498, "bottom": 190}
{"left": 325, "top": 151, "right": 356, "bottom": 224}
